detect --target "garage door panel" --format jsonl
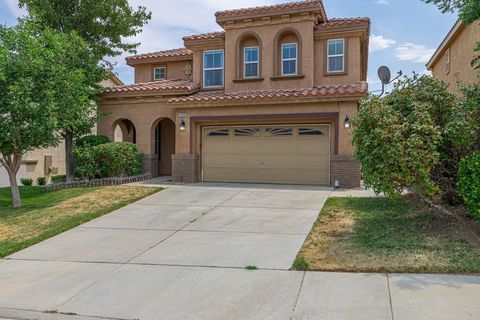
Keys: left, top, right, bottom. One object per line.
{"left": 202, "top": 125, "right": 331, "bottom": 185}
{"left": 203, "top": 140, "right": 232, "bottom": 154}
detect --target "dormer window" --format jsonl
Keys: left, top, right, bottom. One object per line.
{"left": 203, "top": 50, "right": 224, "bottom": 88}
{"left": 154, "top": 67, "right": 166, "bottom": 80}
{"left": 281, "top": 43, "right": 298, "bottom": 76}
{"left": 327, "top": 39, "right": 345, "bottom": 73}
{"left": 244, "top": 47, "right": 259, "bottom": 78}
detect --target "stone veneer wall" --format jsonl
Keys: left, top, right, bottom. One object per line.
{"left": 172, "top": 154, "right": 199, "bottom": 183}
{"left": 330, "top": 155, "right": 361, "bottom": 188}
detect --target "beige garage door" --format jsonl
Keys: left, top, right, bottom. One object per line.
{"left": 202, "top": 125, "right": 330, "bottom": 185}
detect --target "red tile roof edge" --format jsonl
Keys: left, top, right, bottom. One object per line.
{"left": 102, "top": 79, "right": 200, "bottom": 95}
{"left": 316, "top": 17, "right": 370, "bottom": 29}
{"left": 182, "top": 31, "right": 226, "bottom": 42}
{"left": 126, "top": 48, "right": 193, "bottom": 62}
{"left": 215, "top": 0, "right": 327, "bottom": 21}
{"left": 168, "top": 82, "right": 368, "bottom": 103}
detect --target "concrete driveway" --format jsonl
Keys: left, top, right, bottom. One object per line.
{"left": 1, "top": 183, "right": 480, "bottom": 320}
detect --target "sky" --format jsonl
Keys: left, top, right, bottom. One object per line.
{"left": 1, "top": 0, "right": 457, "bottom": 92}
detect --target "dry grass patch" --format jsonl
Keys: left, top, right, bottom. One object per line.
{"left": 296, "top": 195, "right": 480, "bottom": 274}
{"left": 0, "top": 185, "right": 161, "bottom": 257}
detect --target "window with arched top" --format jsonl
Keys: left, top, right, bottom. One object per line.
{"left": 274, "top": 29, "right": 302, "bottom": 77}
{"left": 236, "top": 32, "right": 262, "bottom": 79}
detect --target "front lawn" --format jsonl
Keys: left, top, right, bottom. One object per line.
{"left": 295, "top": 196, "right": 480, "bottom": 274}
{"left": 0, "top": 185, "right": 161, "bottom": 257}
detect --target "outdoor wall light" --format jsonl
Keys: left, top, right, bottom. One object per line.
{"left": 344, "top": 115, "right": 351, "bottom": 129}
{"left": 179, "top": 120, "right": 186, "bottom": 131}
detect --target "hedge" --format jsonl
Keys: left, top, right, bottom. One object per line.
{"left": 75, "top": 134, "right": 110, "bottom": 148}
{"left": 458, "top": 152, "right": 480, "bottom": 221}
{"left": 73, "top": 142, "right": 143, "bottom": 179}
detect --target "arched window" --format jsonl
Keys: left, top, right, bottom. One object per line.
{"left": 236, "top": 32, "right": 262, "bottom": 79}
{"left": 274, "top": 29, "right": 302, "bottom": 77}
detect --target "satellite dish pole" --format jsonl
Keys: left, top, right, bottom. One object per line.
{"left": 377, "top": 66, "right": 402, "bottom": 96}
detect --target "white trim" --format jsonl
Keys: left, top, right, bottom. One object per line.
{"left": 153, "top": 67, "right": 166, "bottom": 80}
{"left": 281, "top": 43, "right": 298, "bottom": 76}
{"left": 243, "top": 46, "right": 259, "bottom": 78}
{"left": 203, "top": 49, "right": 224, "bottom": 88}
{"left": 327, "top": 38, "right": 345, "bottom": 73}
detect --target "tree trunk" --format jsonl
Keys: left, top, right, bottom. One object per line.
{"left": 8, "top": 169, "right": 21, "bottom": 208}
{"left": 65, "top": 131, "right": 74, "bottom": 182}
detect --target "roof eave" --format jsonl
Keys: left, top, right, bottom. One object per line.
{"left": 427, "top": 20, "right": 463, "bottom": 69}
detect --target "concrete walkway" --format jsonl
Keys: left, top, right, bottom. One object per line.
{"left": 0, "top": 183, "right": 479, "bottom": 320}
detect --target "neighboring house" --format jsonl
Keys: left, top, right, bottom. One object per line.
{"left": 427, "top": 20, "right": 480, "bottom": 90}
{"left": 0, "top": 72, "right": 123, "bottom": 187}
{"left": 99, "top": 0, "right": 370, "bottom": 188}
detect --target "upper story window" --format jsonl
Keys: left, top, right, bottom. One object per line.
{"left": 244, "top": 47, "right": 259, "bottom": 78}
{"left": 154, "top": 67, "right": 166, "bottom": 80}
{"left": 327, "top": 39, "right": 345, "bottom": 73}
{"left": 281, "top": 43, "right": 298, "bottom": 76}
{"left": 203, "top": 50, "right": 224, "bottom": 88}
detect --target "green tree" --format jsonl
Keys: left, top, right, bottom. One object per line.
{"left": 422, "top": 0, "right": 480, "bottom": 68}
{"left": 18, "top": 0, "right": 152, "bottom": 182}
{"left": 0, "top": 24, "right": 95, "bottom": 208}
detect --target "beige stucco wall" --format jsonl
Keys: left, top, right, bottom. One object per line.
{"left": 98, "top": 98, "right": 359, "bottom": 180}
{"left": 430, "top": 21, "right": 480, "bottom": 90}
{"left": 23, "top": 142, "right": 66, "bottom": 182}
{"left": 0, "top": 163, "right": 27, "bottom": 187}
{"left": 134, "top": 60, "right": 193, "bottom": 83}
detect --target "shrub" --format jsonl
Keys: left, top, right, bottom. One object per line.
{"left": 94, "top": 142, "right": 143, "bottom": 177}
{"left": 458, "top": 152, "right": 480, "bottom": 220}
{"left": 51, "top": 174, "right": 66, "bottom": 184}
{"left": 75, "top": 135, "right": 110, "bottom": 148}
{"left": 353, "top": 76, "right": 479, "bottom": 202}
{"left": 20, "top": 178, "right": 33, "bottom": 186}
{"left": 36, "top": 177, "right": 47, "bottom": 186}
{"left": 73, "top": 146, "right": 97, "bottom": 179}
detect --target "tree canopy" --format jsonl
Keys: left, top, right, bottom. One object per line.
{"left": 0, "top": 24, "right": 97, "bottom": 207}
{"left": 19, "top": 0, "right": 152, "bottom": 61}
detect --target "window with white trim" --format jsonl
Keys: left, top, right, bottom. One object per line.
{"left": 327, "top": 39, "right": 345, "bottom": 73}
{"left": 281, "top": 43, "right": 298, "bottom": 76}
{"left": 154, "top": 67, "right": 166, "bottom": 80}
{"left": 244, "top": 47, "right": 259, "bottom": 78}
{"left": 203, "top": 50, "right": 224, "bottom": 88}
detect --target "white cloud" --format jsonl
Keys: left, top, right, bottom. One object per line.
{"left": 395, "top": 43, "right": 435, "bottom": 63}
{"left": 369, "top": 34, "right": 396, "bottom": 52}
{"left": 4, "top": 0, "right": 27, "bottom": 17}
{"left": 376, "top": 0, "right": 390, "bottom": 4}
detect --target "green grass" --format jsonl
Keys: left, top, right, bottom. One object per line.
{"left": 244, "top": 265, "right": 258, "bottom": 270}
{"left": 0, "top": 185, "right": 161, "bottom": 258}
{"left": 297, "top": 196, "right": 480, "bottom": 274}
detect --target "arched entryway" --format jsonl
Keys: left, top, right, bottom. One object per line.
{"left": 152, "top": 118, "right": 175, "bottom": 176}
{"left": 113, "top": 119, "right": 136, "bottom": 143}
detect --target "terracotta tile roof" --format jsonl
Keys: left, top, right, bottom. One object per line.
{"left": 215, "top": 0, "right": 327, "bottom": 20}
{"left": 183, "top": 31, "right": 225, "bottom": 42}
{"left": 316, "top": 17, "right": 370, "bottom": 29}
{"left": 103, "top": 79, "right": 200, "bottom": 95}
{"left": 168, "top": 83, "right": 368, "bottom": 103}
{"left": 126, "top": 48, "right": 193, "bottom": 63}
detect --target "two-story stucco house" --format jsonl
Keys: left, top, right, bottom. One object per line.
{"left": 98, "top": 0, "right": 370, "bottom": 188}
{"left": 427, "top": 20, "right": 480, "bottom": 90}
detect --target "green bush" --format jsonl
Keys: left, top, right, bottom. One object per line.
{"left": 51, "top": 174, "right": 66, "bottom": 183}
{"left": 94, "top": 142, "right": 143, "bottom": 177}
{"left": 73, "top": 142, "right": 143, "bottom": 179}
{"left": 73, "top": 146, "right": 97, "bottom": 179}
{"left": 75, "top": 135, "right": 110, "bottom": 148}
{"left": 458, "top": 152, "right": 480, "bottom": 220}
{"left": 20, "top": 178, "right": 33, "bottom": 186}
{"left": 36, "top": 177, "right": 47, "bottom": 186}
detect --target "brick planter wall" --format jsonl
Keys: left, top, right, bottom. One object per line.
{"left": 172, "top": 154, "right": 199, "bottom": 183}
{"left": 331, "top": 155, "right": 361, "bottom": 188}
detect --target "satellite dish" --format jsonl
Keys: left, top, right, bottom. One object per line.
{"left": 378, "top": 66, "right": 391, "bottom": 85}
